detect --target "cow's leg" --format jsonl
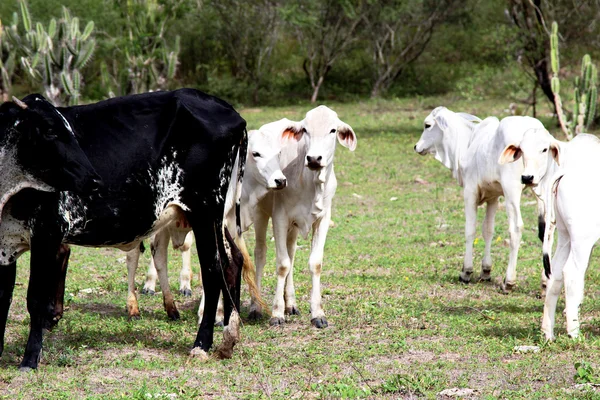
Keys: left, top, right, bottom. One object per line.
{"left": 249, "top": 212, "right": 269, "bottom": 320}
{"left": 271, "top": 217, "right": 292, "bottom": 326}
{"left": 541, "top": 228, "right": 569, "bottom": 340}
{"left": 141, "top": 235, "right": 158, "bottom": 295}
{"left": 151, "top": 229, "right": 179, "bottom": 320}
{"left": 480, "top": 198, "right": 499, "bottom": 281}
{"left": 49, "top": 244, "right": 70, "bottom": 329}
{"left": 563, "top": 239, "right": 593, "bottom": 339}
{"left": 460, "top": 190, "right": 478, "bottom": 283}
{"left": 284, "top": 227, "right": 300, "bottom": 316}
{"left": 178, "top": 232, "right": 194, "bottom": 297}
{"left": 190, "top": 217, "right": 222, "bottom": 358}
{"left": 0, "top": 262, "right": 17, "bottom": 357}
{"left": 125, "top": 245, "right": 141, "bottom": 319}
{"left": 308, "top": 210, "right": 332, "bottom": 328}
{"left": 20, "top": 236, "right": 63, "bottom": 370}
{"left": 502, "top": 192, "right": 524, "bottom": 292}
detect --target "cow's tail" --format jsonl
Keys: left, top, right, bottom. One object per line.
{"left": 231, "top": 129, "right": 265, "bottom": 310}
{"left": 542, "top": 174, "right": 563, "bottom": 279}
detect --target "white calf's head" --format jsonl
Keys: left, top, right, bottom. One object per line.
{"left": 247, "top": 126, "right": 287, "bottom": 190}
{"left": 499, "top": 128, "right": 559, "bottom": 186}
{"left": 414, "top": 106, "right": 447, "bottom": 156}
{"left": 296, "top": 106, "right": 357, "bottom": 171}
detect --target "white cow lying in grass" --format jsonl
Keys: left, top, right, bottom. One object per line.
{"left": 415, "top": 107, "right": 545, "bottom": 292}
{"left": 125, "top": 128, "right": 287, "bottom": 322}
{"left": 498, "top": 129, "right": 600, "bottom": 339}
{"left": 248, "top": 107, "right": 357, "bottom": 327}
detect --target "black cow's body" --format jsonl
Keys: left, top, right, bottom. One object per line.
{"left": 0, "top": 89, "right": 247, "bottom": 369}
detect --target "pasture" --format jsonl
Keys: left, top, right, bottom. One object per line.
{"left": 1, "top": 97, "right": 600, "bottom": 399}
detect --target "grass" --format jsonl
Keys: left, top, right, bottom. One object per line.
{"left": 1, "top": 96, "right": 600, "bottom": 399}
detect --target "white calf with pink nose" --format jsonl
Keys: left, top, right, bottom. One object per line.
{"left": 498, "top": 129, "right": 600, "bottom": 339}
{"left": 249, "top": 107, "right": 357, "bottom": 327}
{"left": 415, "top": 107, "right": 545, "bottom": 291}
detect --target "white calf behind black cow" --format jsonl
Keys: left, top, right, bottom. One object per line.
{"left": 248, "top": 108, "right": 357, "bottom": 327}
{"left": 498, "top": 129, "right": 600, "bottom": 339}
{"left": 415, "top": 107, "right": 545, "bottom": 291}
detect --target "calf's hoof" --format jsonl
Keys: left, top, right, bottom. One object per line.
{"left": 285, "top": 306, "right": 301, "bottom": 316}
{"left": 248, "top": 310, "right": 263, "bottom": 321}
{"left": 500, "top": 280, "right": 516, "bottom": 294}
{"left": 311, "top": 317, "right": 328, "bottom": 328}
{"left": 128, "top": 314, "right": 141, "bottom": 321}
{"left": 458, "top": 275, "right": 471, "bottom": 284}
{"left": 269, "top": 317, "right": 285, "bottom": 326}
{"left": 140, "top": 288, "right": 155, "bottom": 296}
{"left": 18, "top": 366, "right": 35, "bottom": 373}
{"left": 179, "top": 288, "right": 192, "bottom": 297}
{"left": 479, "top": 270, "right": 492, "bottom": 282}
{"left": 216, "top": 311, "right": 240, "bottom": 359}
{"left": 215, "top": 320, "right": 224, "bottom": 327}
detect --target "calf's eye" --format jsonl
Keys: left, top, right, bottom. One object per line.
{"left": 424, "top": 123, "right": 432, "bottom": 129}
{"left": 542, "top": 148, "right": 548, "bottom": 153}
{"left": 252, "top": 151, "right": 261, "bottom": 158}
{"left": 329, "top": 129, "right": 336, "bottom": 134}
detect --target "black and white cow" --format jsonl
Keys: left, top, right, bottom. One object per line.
{"left": 0, "top": 89, "right": 249, "bottom": 369}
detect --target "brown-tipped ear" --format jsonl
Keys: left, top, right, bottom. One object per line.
{"left": 498, "top": 144, "right": 522, "bottom": 164}
{"left": 550, "top": 141, "right": 560, "bottom": 165}
{"left": 337, "top": 121, "right": 357, "bottom": 151}
{"left": 281, "top": 124, "right": 304, "bottom": 142}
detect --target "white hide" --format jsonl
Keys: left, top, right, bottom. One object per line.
{"left": 500, "top": 130, "right": 600, "bottom": 339}
{"left": 249, "top": 107, "right": 357, "bottom": 326}
{"left": 415, "top": 108, "right": 545, "bottom": 290}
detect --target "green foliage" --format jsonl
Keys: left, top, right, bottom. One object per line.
{"left": 574, "top": 361, "right": 599, "bottom": 384}
{"left": 551, "top": 21, "right": 598, "bottom": 139}
{"left": 4, "top": 0, "right": 95, "bottom": 105}
{"left": 0, "top": 17, "right": 18, "bottom": 100}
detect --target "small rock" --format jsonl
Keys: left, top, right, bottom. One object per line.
{"left": 438, "top": 388, "right": 477, "bottom": 397}
{"left": 352, "top": 193, "right": 363, "bottom": 199}
{"left": 513, "top": 345, "right": 540, "bottom": 353}
{"left": 390, "top": 197, "right": 398, "bottom": 201}
{"left": 414, "top": 177, "right": 429, "bottom": 185}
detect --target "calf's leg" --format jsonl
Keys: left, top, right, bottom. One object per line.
{"left": 480, "top": 198, "right": 498, "bottom": 281}
{"left": 126, "top": 245, "right": 141, "bottom": 319}
{"left": 249, "top": 213, "right": 269, "bottom": 320}
{"left": 178, "top": 232, "right": 194, "bottom": 297}
{"left": 151, "top": 230, "right": 179, "bottom": 320}
{"left": 284, "top": 228, "right": 300, "bottom": 316}
{"left": 460, "top": 190, "right": 478, "bottom": 283}
{"left": 308, "top": 210, "right": 332, "bottom": 328}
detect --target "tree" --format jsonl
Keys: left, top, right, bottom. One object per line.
{"left": 0, "top": 16, "right": 17, "bottom": 102}
{"left": 284, "top": 0, "right": 367, "bottom": 103}
{"left": 209, "top": 0, "right": 280, "bottom": 105}
{"left": 366, "top": 0, "right": 455, "bottom": 98}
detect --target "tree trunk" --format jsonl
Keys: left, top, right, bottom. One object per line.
{"left": 534, "top": 59, "right": 555, "bottom": 107}
{"left": 311, "top": 75, "right": 325, "bottom": 103}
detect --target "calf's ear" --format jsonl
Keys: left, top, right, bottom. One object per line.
{"left": 281, "top": 121, "right": 304, "bottom": 142}
{"left": 549, "top": 141, "right": 561, "bottom": 165}
{"left": 498, "top": 144, "right": 522, "bottom": 164}
{"left": 337, "top": 121, "right": 357, "bottom": 151}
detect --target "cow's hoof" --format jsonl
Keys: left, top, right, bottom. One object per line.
{"left": 479, "top": 270, "right": 492, "bottom": 282}
{"left": 311, "top": 317, "right": 328, "bottom": 328}
{"left": 269, "top": 317, "right": 285, "bottom": 326}
{"left": 458, "top": 275, "right": 471, "bottom": 284}
{"left": 189, "top": 347, "right": 210, "bottom": 361}
{"left": 248, "top": 310, "right": 263, "bottom": 321}
{"left": 167, "top": 310, "right": 180, "bottom": 321}
{"left": 179, "top": 288, "right": 192, "bottom": 297}
{"left": 215, "top": 320, "right": 224, "bottom": 327}
{"left": 140, "top": 288, "right": 155, "bottom": 296}
{"left": 18, "top": 366, "right": 34, "bottom": 373}
{"left": 216, "top": 312, "right": 240, "bottom": 359}
{"left": 285, "top": 306, "right": 301, "bottom": 316}
{"left": 128, "top": 314, "right": 141, "bottom": 321}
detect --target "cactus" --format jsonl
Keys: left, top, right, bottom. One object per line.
{"left": 103, "top": 0, "right": 179, "bottom": 97}
{"left": 5, "top": 1, "right": 95, "bottom": 106}
{"left": 551, "top": 21, "right": 598, "bottom": 140}
{"left": 0, "top": 17, "right": 18, "bottom": 102}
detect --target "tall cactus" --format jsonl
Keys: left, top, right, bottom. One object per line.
{"left": 0, "top": 16, "right": 18, "bottom": 102}
{"left": 5, "top": 1, "right": 95, "bottom": 106}
{"left": 102, "top": 0, "right": 179, "bottom": 97}
{"left": 551, "top": 21, "right": 598, "bottom": 140}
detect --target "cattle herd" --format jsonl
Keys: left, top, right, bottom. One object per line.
{"left": 0, "top": 89, "right": 596, "bottom": 371}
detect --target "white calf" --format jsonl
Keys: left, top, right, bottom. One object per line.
{"left": 498, "top": 129, "right": 600, "bottom": 339}
{"left": 248, "top": 107, "right": 357, "bottom": 327}
{"left": 415, "top": 107, "right": 545, "bottom": 291}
